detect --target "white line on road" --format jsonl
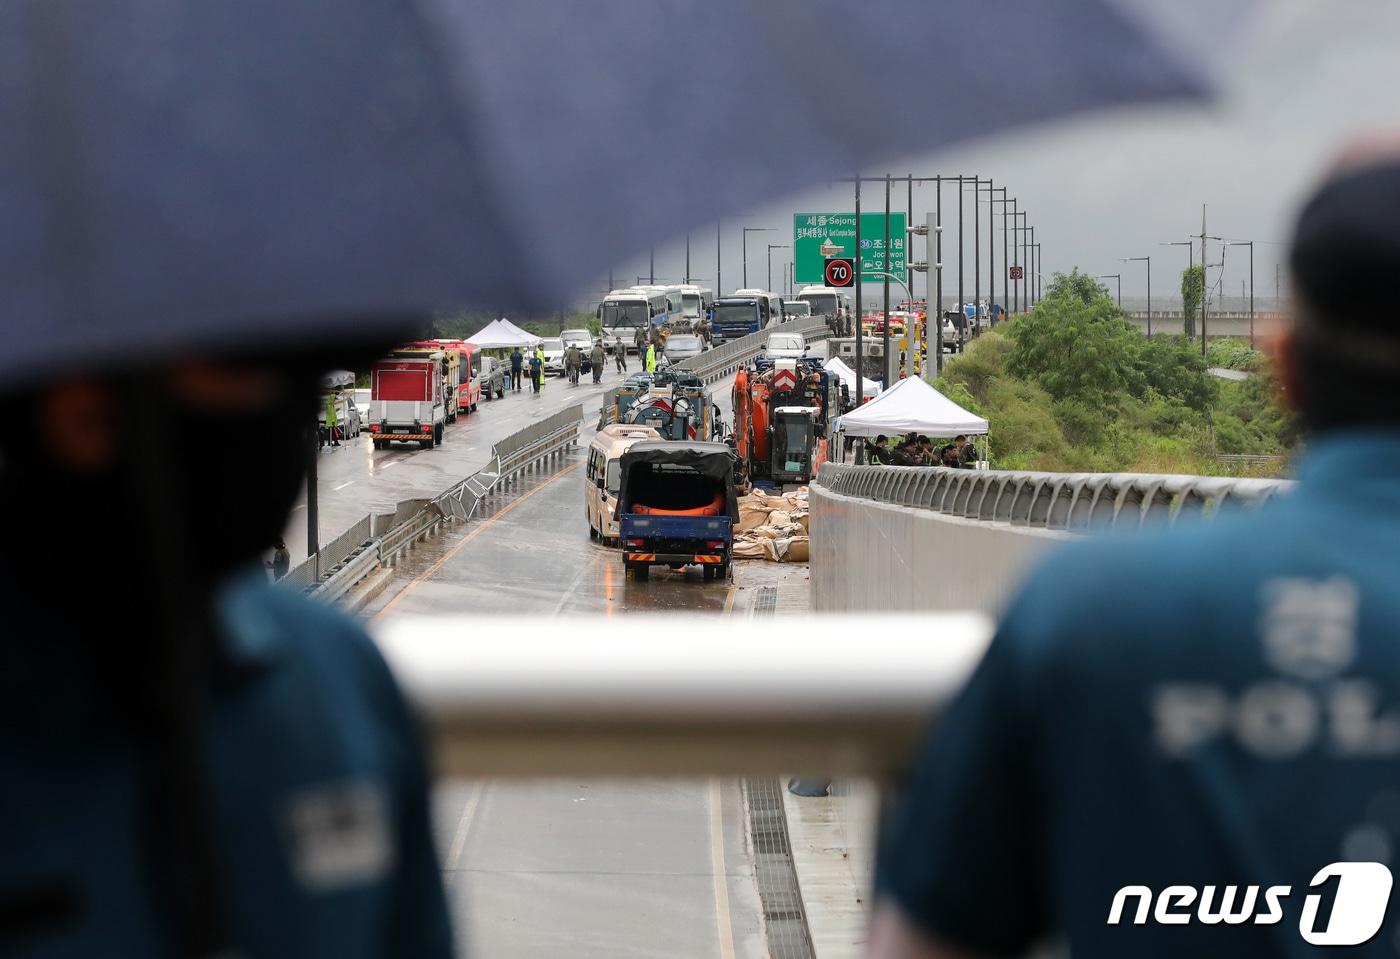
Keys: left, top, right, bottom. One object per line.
{"left": 378, "top": 459, "right": 400, "bottom": 470}
{"left": 709, "top": 779, "right": 737, "bottom": 959}
{"left": 444, "top": 782, "right": 490, "bottom": 886}
{"left": 332, "top": 481, "right": 355, "bottom": 491}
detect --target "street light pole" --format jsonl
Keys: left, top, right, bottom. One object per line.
{"left": 1013, "top": 200, "right": 1024, "bottom": 316}
{"left": 1229, "top": 241, "right": 1255, "bottom": 349}
{"left": 883, "top": 175, "right": 894, "bottom": 382}
{"left": 1027, "top": 226, "right": 1035, "bottom": 309}
{"left": 1032, "top": 241, "right": 1042, "bottom": 305}
{"left": 649, "top": 246, "right": 655, "bottom": 285}
{"left": 1125, "top": 256, "right": 1151, "bottom": 336}
{"left": 767, "top": 244, "right": 789, "bottom": 295}
{"left": 855, "top": 177, "right": 864, "bottom": 412}
{"left": 1098, "top": 273, "right": 1122, "bottom": 307}
{"left": 957, "top": 175, "right": 965, "bottom": 351}
{"left": 971, "top": 177, "right": 981, "bottom": 336}
{"left": 685, "top": 231, "right": 690, "bottom": 284}
{"left": 742, "top": 227, "right": 774, "bottom": 289}
{"left": 935, "top": 176, "right": 944, "bottom": 374}
{"left": 716, "top": 220, "right": 722, "bottom": 295}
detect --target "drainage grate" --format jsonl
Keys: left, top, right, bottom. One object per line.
{"left": 745, "top": 777, "right": 816, "bottom": 959}
{"left": 752, "top": 587, "right": 779, "bottom": 617}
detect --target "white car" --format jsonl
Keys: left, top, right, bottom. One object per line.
{"left": 664, "top": 334, "right": 707, "bottom": 363}
{"left": 540, "top": 337, "right": 567, "bottom": 376}
{"left": 764, "top": 332, "right": 806, "bottom": 360}
{"left": 560, "top": 328, "right": 593, "bottom": 352}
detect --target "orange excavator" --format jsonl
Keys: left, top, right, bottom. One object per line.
{"left": 732, "top": 357, "right": 835, "bottom": 488}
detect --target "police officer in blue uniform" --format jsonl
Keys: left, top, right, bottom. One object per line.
{"left": 0, "top": 357, "right": 452, "bottom": 957}
{"left": 870, "top": 142, "right": 1400, "bottom": 958}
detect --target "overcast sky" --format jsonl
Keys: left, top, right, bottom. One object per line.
{"left": 601, "top": 0, "right": 1400, "bottom": 309}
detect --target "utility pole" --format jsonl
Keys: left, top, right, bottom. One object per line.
{"left": 649, "top": 245, "right": 655, "bottom": 285}
{"left": 1200, "top": 205, "right": 1208, "bottom": 358}
{"left": 1275, "top": 263, "right": 1281, "bottom": 310}
{"left": 684, "top": 231, "right": 690, "bottom": 284}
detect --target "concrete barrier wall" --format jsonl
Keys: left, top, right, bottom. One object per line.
{"left": 809, "top": 482, "right": 1070, "bottom": 616}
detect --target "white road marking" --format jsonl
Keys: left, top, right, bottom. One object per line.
{"left": 709, "top": 779, "right": 738, "bottom": 959}
{"left": 378, "top": 459, "right": 399, "bottom": 470}
{"left": 444, "top": 782, "right": 490, "bottom": 886}
{"left": 332, "top": 481, "right": 355, "bottom": 491}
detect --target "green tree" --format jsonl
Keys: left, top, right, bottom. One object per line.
{"left": 1181, "top": 264, "right": 1204, "bottom": 339}
{"left": 1005, "top": 269, "right": 1144, "bottom": 407}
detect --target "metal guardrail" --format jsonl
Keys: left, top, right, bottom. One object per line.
{"left": 287, "top": 405, "right": 584, "bottom": 601}
{"left": 816, "top": 462, "right": 1294, "bottom": 529}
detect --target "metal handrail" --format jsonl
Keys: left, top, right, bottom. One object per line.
{"left": 815, "top": 462, "right": 1294, "bottom": 530}
{"left": 375, "top": 612, "right": 993, "bottom": 777}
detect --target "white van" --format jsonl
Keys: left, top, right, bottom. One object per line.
{"left": 585, "top": 424, "right": 662, "bottom": 544}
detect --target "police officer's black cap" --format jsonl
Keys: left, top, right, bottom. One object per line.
{"left": 1291, "top": 158, "right": 1400, "bottom": 335}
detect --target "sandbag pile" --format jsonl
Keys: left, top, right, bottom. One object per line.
{"left": 734, "top": 488, "right": 809, "bottom": 562}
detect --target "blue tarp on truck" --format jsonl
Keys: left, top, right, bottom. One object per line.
{"left": 617, "top": 441, "right": 738, "bottom": 581}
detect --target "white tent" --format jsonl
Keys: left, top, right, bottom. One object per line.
{"left": 464, "top": 318, "right": 541, "bottom": 348}
{"left": 824, "top": 357, "right": 881, "bottom": 400}
{"left": 835, "top": 375, "right": 988, "bottom": 437}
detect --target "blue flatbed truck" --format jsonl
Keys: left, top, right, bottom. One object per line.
{"left": 616, "top": 441, "right": 738, "bottom": 582}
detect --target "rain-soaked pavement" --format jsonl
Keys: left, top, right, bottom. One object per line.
{"left": 363, "top": 450, "right": 808, "bottom": 958}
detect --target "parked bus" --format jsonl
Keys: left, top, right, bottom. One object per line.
{"left": 732, "top": 288, "right": 785, "bottom": 327}
{"left": 676, "top": 284, "right": 714, "bottom": 324}
{"left": 599, "top": 288, "right": 668, "bottom": 351}
{"left": 585, "top": 423, "right": 662, "bottom": 545}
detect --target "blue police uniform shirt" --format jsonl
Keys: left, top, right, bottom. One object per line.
{"left": 0, "top": 571, "right": 453, "bottom": 957}
{"left": 877, "top": 431, "right": 1400, "bottom": 957}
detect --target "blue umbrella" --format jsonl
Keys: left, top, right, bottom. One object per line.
{"left": 0, "top": 0, "right": 1252, "bottom": 384}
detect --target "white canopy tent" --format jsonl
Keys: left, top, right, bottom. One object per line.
{"left": 464, "top": 318, "right": 541, "bottom": 349}
{"left": 824, "top": 357, "right": 881, "bottom": 400}
{"left": 835, "top": 376, "right": 987, "bottom": 438}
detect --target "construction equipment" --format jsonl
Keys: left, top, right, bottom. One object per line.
{"left": 731, "top": 357, "right": 835, "bottom": 488}
{"left": 618, "top": 370, "right": 716, "bottom": 442}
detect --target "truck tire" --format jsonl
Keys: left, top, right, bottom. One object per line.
{"left": 703, "top": 565, "right": 718, "bottom": 581}
{"left": 496, "top": 385, "right": 505, "bottom": 399}
{"left": 372, "top": 439, "right": 387, "bottom": 450}
{"left": 632, "top": 564, "right": 650, "bottom": 581}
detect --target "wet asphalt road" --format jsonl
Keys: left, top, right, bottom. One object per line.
{"left": 285, "top": 368, "right": 621, "bottom": 564}
{"left": 342, "top": 340, "right": 827, "bottom": 957}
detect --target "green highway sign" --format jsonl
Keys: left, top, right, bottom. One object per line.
{"left": 794, "top": 212, "right": 906, "bottom": 285}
